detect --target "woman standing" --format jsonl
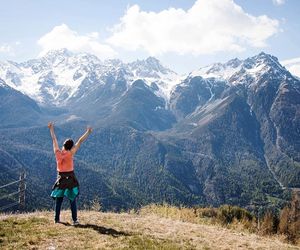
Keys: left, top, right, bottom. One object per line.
{"left": 48, "top": 122, "right": 92, "bottom": 225}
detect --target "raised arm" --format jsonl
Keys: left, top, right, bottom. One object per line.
{"left": 48, "top": 122, "right": 59, "bottom": 153}
{"left": 71, "top": 127, "right": 92, "bottom": 155}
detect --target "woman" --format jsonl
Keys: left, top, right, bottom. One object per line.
{"left": 48, "top": 122, "right": 92, "bottom": 225}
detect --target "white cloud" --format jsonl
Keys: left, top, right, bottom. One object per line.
{"left": 0, "top": 44, "right": 13, "bottom": 54}
{"left": 282, "top": 57, "right": 300, "bottom": 78}
{"left": 107, "top": 0, "right": 280, "bottom": 56}
{"left": 272, "top": 0, "right": 286, "bottom": 6}
{"left": 37, "top": 24, "right": 116, "bottom": 58}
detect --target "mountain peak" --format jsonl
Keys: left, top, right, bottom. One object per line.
{"left": 43, "top": 48, "right": 73, "bottom": 60}
{"left": 251, "top": 52, "right": 281, "bottom": 66}
{"left": 226, "top": 58, "right": 242, "bottom": 68}
{"left": 192, "top": 51, "right": 288, "bottom": 83}
{"left": 242, "top": 52, "right": 284, "bottom": 75}
{"left": 137, "top": 56, "right": 165, "bottom": 70}
{"left": 258, "top": 51, "right": 268, "bottom": 57}
{"left": 129, "top": 56, "right": 175, "bottom": 78}
{"left": 34, "top": 48, "right": 102, "bottom": 70}
{"left": 104, "top": 58, "right": 124, "bottom": 67}
{"left": 145, "top": 56, "right": 160, "bottom": 65}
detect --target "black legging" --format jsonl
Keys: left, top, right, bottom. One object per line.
{"left": 55, "top": 197, "right": 77, "bottom": 222}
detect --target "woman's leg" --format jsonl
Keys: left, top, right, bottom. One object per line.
{"left": 55, "top": 197, "right": 63, "bottom": 222}
{"left": 70, "top": 197, "right": 77, "bottom": 222}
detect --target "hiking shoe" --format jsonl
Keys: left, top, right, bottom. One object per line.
{"left": 55, "top": 220, "right": 60, "bottom": 224}
{"left": 72, "top": 220, "right": 79, "bottom": 226}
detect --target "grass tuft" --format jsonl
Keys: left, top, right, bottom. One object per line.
{"left": 123, "top": 235, "right": 182, "bottom": 250}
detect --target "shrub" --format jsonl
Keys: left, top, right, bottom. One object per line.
{"left": 278, "top": 191, "right": 300, "bottom": 244}
{"left": 260, "top": 211, "right": 279, "bottom": 235}
{"left": 217, "top": 205, "right": 253, "bottom": 224}
{"left": 279, "top": 206, "right": 290, "bottom": 234}
{"left": 196, "top": 207, "right": 218, "bottom": 218}
{"left": 87, "top": 197, "right": 102, "bottom": 211}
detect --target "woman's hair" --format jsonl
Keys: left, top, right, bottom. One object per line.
{"left": 63, "top": 139, "right": 74, "bottom": 151}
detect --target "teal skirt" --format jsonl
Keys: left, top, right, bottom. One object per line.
{"left": 51, "top": 171, "right": 79, "bottom": 201}
{"left": 51, "top": 186, "right": 79, "bottom": 201}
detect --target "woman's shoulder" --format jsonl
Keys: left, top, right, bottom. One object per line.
{"left": 56, "top": 149, "right": 73, "bottom": 156}
{"left": 55, "top": 149, "right": 61, "bottom": 154}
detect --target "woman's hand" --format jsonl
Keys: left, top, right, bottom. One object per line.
{"left": 48, "top": 122, "right": 54, "bottom": 129}
{"left": 86, "top": 126, "right": 92, "bottom": 134}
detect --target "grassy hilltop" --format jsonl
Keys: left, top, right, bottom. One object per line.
{"left": 0, "top": 205, "right": 299, "bottom": 250}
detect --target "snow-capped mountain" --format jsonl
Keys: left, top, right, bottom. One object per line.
{"left": 127, "top": 57, "right": 180, "bottom": 101}
{"left": 1, "top": 49, "right": 298, "bottom": 131}
{"left": 191, "top": 52, "right": 290, "bottom": 85}
{"left": 1, "top": 49, "right": 296, "bottom": 110}
{"left": 1, "top": 50, "right": 299, "bottom": 211}
{"left": 167, "top": 52, "right": 297, "bottom": 120}
{"left": 0, "top": 49, "right": 181, "bottom": 106}
{"left": 0, "top": 49, "right": 101, "bottom": 105}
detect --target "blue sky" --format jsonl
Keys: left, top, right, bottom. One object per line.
{"left": 0, "top": 0, "right": 299, "bottom": 73}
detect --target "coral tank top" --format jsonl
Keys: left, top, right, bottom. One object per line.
{"left": 55, "top": 150, "right": 74, "bottom": 172}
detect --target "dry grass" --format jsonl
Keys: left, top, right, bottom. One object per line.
{"left": 0, "top": 209, "right": 299, "bottom": 249}
{"left": 139, "top": 204, "right": 256, "bottom": 232}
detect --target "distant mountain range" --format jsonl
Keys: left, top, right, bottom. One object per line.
{"left": 0, "top": 49, "right": 178, "bottom": 107}
{"left": 0, "top": 49, "right": 299, "bottom": 211}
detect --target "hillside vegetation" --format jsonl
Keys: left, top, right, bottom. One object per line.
{"left": 1, "top": 205, "right": 299, "bottom": 250}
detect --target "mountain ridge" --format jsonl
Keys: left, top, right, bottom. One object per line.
{"left": 0, "top": 50, "right": 299, "bottom": 212}
{"left": 0, "top": 49, "right": 181, "bottom": 107}
{"left": 1, "top": 49, "right": 294, "bottom": 108}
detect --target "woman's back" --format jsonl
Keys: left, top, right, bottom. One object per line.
{"left": 55, "top": 150, "right": 74, "bottom": 172}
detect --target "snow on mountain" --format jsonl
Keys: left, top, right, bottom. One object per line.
{"left": 0, "top": 49, "right": 102, "bottom": 105}
{"left": 0, "top": 49, "right": 181, "bottom": 106}
{"left": 127, "top": 57, "right": 181, "bottom": 101}
{"left": 190, "top": 52, "right": 290, "bottom": 87}
{"left": 0, "top": 78, "right": 13, "bottom": 90}
{"left": 168, "top": 52, "right": 298, "bottom": 118}
{"left": 0, "top": 50, "right": 296, "bottom": 109}
{"left": 191, "top": 58, "right": 243, "bottom": 80}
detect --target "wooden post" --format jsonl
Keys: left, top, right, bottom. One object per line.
{"left": 18, "top": 170, "right": 26, "bottom": 210}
